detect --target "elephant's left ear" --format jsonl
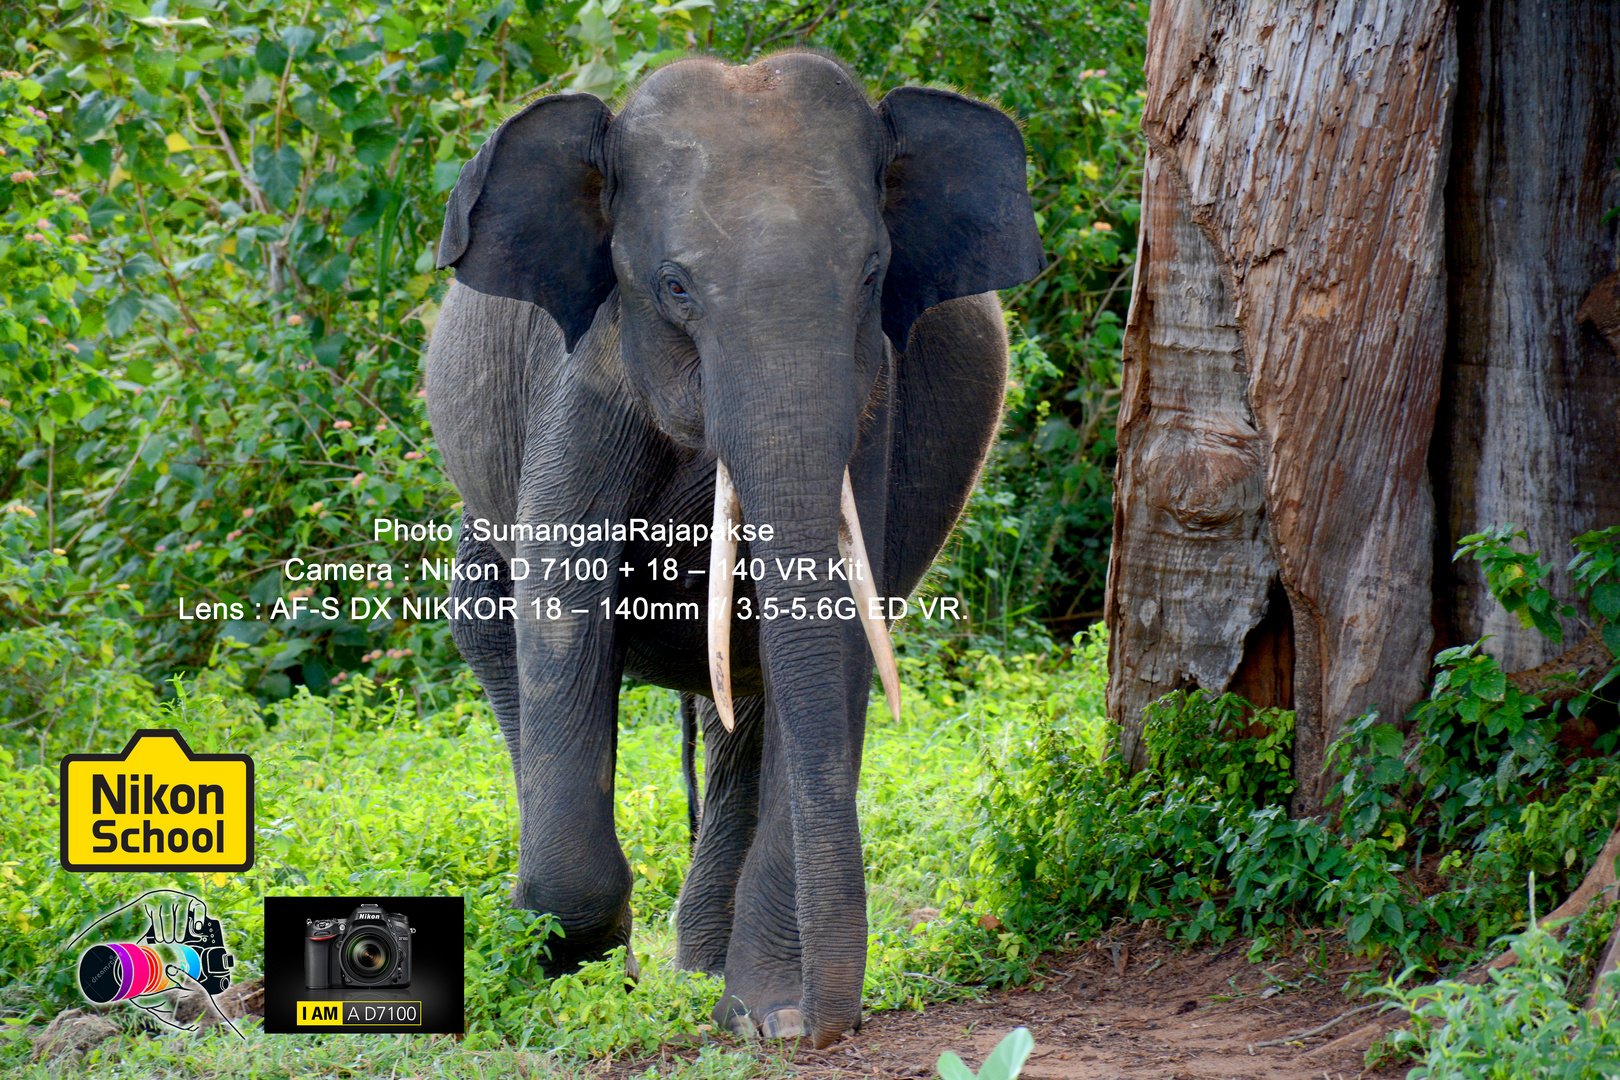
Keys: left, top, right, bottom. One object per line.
{"left": 877, "top": 87, "right": 1046, "bottom": 349}
{"left": 437, "top": 93, "right": 615, "bottom": 350}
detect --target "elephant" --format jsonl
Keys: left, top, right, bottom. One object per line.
{"left": 423, "top": 51, "right": 1043, "bottom": 1048}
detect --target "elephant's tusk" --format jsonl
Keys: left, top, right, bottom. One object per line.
{"left": 840, "top": 469, "right": 902, "bottom": 722}
{"left": 708, "top": 459, "right": 741, "bottom": 732}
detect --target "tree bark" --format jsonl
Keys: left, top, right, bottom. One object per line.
{"left": 1110, "top": 1, "right": 1456, "bottom": 812}
{"left": 1107, "top": 149, "right": 1277, "bottom": 767}
{"left": 1431, "top": 2, "right": 1620, "bottom": 670}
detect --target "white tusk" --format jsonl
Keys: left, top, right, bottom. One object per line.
{"left": 708, "top": 459, "right": 741, "bottom": 731}
{"left": 839, "top": 469, "right": 902, "bottom": 722}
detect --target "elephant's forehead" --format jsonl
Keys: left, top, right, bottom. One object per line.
{"left": 615, "top": 56, "right": 879, "bottom": 180}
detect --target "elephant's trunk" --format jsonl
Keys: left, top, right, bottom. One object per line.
{"left": 700, "top": 333, "right": 880, "bottom": 1045}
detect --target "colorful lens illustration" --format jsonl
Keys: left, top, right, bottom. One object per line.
{"left": 78, "top": 943, "right": 176, "bottom": 1003}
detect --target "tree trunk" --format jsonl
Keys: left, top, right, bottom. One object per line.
{"left": 1110, "top": 0, "right": 1620, "bottom": 815}
{"left": 1110, "top": 1, "right": 1456, "bottom": 813}
{"left": 1432, "top": 2, "right": 1620, "bottom": 668}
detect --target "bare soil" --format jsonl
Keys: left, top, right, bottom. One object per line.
{"left": 643, "top": 930, "right": 1411, "bottom": 1080}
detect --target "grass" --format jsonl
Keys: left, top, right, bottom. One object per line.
{"left": 1, "top": 1028, "right": 794, "bottom": 1080}
{"left": 0, "top": 627, "right": 1097, "bottom": 1075}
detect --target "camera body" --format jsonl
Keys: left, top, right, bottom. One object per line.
{"left": 304, "top": 904, "right": 411, "bottom": 990}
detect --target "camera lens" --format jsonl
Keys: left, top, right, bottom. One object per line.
{"left": 340, "top": 930, "right": 394, "bottom": 984}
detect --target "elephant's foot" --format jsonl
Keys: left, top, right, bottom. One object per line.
{"left": 714, "top": 995, "right": 804, "bottom": 1041}
{"left": 511, "top": 879, "right": 635, "bottom": 978}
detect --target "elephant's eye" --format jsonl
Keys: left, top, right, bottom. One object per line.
{"left": 863, "top": 272, "right": 877, "bottom": 287}
{"left": 657, "top": 263, "right": 700, "bottom": 318}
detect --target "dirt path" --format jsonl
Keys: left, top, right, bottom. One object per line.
{"left": 646, "top": 932, "right": 1410, "bottom": 1080}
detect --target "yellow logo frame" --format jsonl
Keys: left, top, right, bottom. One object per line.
{"left": 59, "top": 729, "right": 254, "bottom": 872}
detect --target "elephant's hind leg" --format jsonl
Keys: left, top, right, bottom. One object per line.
{"left": 676, "top": 695, "right": 765, "bottom": 975}
{"left": 447, "top": 513, "right": 521, "bottom": 769}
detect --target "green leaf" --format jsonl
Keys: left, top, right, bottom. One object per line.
{"left": 333, "top": 41, "right": 382, "bottom": 64}
{"left": 936, "top": 1051, "right": 978, "bottom": 1080}
{"left": 340, "top": 186, "right": 398, "bottom": 236}
{"left": 978, "top": 1027, "right": 1035, "bottom": 1080}
{"left": 133, "top": 41, "right": 176, "bottom": 93}
{"left": 256, "top": 37, "right": 290, "bottom": 74}
{"left": 1603, "top": 623, "right": 1620, "bottom": 659}
{"left": 571, "top": 1, "right": 618, "bottom": 50}
{"left": 308, "top": 253, "right": 352, "bottom": 291}
{"left": 569, "top": 59, "right": 619, "bottom": 97}
{"left": 432, "top": 158, "right": 464, "bottom": 194}
{"left": 1369, "top": 723, "right": 1404, "bottom": 757}
{"left": 1473, "top": 666, "right": 1507, "bottom": 702}
{"left": 72, "top": 91, "right": 125, "bottom": 140}
{"left": 1527, "top": 605, "right": 1564, "bottom": 645}
{"left": 252, "top": 144, "right": 304, "bottom": 209}
{"left": 292, "top": 93, "right": 345, "bottom": 142}
{"left": 81, "top": 142, "right": 114, "bottom": 178}
{"left": 352, "top": 125, "right": 400, "bottom": 168}
{"left": 1591, "top": 582, "right": 1620, "bottom": 622}
{"left": 282, "top": 25, "right": 319, "bottom": 59}
{"left": 143, "top": 295, "right": 181, "bottom": 323}
{"left": 427, "top": 29, "right": 468, "bottom": 67}
{"left": 104, "top": 292, "right": 145, "bottom": 338}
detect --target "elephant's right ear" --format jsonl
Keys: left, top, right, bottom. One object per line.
{"left": 437, "top": 93, "right": 614, "bottom": 350}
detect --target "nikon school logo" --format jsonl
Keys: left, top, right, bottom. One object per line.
{"left": 59, "top": 730, "right": 254, "bottom": 872}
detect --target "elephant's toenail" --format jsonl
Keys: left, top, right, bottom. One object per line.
{"left": 726, "top": 1012, "right": 759, "bottom": 1040}
{"left": 761, "top": 1008, "right": 803, "bottom": 1039}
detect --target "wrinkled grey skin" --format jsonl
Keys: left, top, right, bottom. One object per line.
{"left": 424, "top": 52, "right": 1040, "bottom": 1047}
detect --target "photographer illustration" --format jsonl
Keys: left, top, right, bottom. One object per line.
{"left": 304, "top": 904, "right": 412, "bottom": 990}
{"left": 66, "top": 890, "right": 241, "bottom": 1039}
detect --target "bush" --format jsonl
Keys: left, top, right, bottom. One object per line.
{"left": 1381, "top": 923, "right": 1620, "bottom": 1078}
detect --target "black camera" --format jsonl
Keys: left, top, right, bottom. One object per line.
{"left": 304, "top": 904, "right": 411, "bottom": 990}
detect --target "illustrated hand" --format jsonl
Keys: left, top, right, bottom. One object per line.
{"left": 142, "top": 900, "right": 187, "bottom": 944}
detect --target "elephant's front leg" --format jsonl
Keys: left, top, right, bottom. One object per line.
{"left": 713, "top": 693, "right": 807, "bottom": 1039}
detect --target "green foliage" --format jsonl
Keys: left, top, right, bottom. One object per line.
{"left": 937, "top": 1026, "right": 1033, "bottom": 1080}
{"left": 1408, "top": 642, "right": 1561, "bottom": 844}
{"left": 1572, "top": 525, "right": 1620, "bottom": 660}
{"left": 967, "top": 525, "right": 1620, "bottom": 969}
{"left": 971, "top": 671, "right": 1374, "bottom": 953}
{"left": 1459, "top": 521, "right": 1620, "bottom": 672}
{"left": 1379, "top": 923, "right": 1620, "bottom": 1078}
{"left": 529, "top": 948, "right": 721, "bottom": 1058}
{"left": 1457, "top": 524, "right": 1573, "bottom": 643}
{"left": 0, "top": 506, "right": 155, "bottom": 764}
{"left": 0, "top": 609, "right": 1084, "bottom": 1061}
{"left": 1144, "top": 690, "right": 1294, "bottom": 806}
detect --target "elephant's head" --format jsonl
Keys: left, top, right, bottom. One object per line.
{"left": 436, "top": 51, "right": 1041, "bottom": 1044}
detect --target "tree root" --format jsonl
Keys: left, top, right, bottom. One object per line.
{"left": 1467, "top": 810, "right": 1620, "bottom": 983}
{"left": 1583, "top": 907, "right": 1620, "bottom": 1009}
{"left": 1249, "top": 1001, "right": 1383, "bottom": 1048}
{"left": 1504, "top": 627, "right": 1615, "bottom": 703}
